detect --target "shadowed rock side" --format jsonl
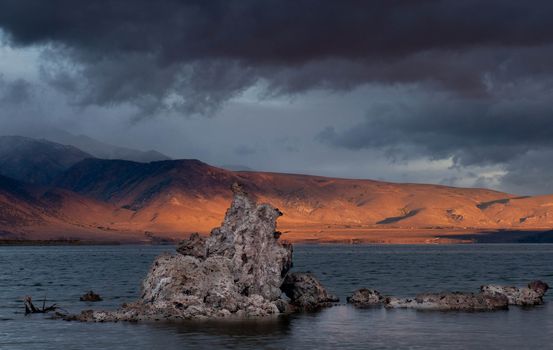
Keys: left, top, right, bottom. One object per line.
{"left": 348, "top": 280, "right": 549, "bottom": 311}
{"left": 281, "top": 272, "right": 339, "bottom": 310}
{"left": 71, "top": 184, "right": 335, "bottom": 322}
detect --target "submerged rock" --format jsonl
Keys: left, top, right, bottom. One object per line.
{"left": 347, "top": 288, "right": 383, "bottom": 307}
{"left": 281, "top": 272, "right": 339, "bottom": 310}
{"left": 80, "top": 291, "right": 102, "bottom": 302}
{"left": 385, "top": 292, "right": 509, "bottom": 311}
{"left": 481, "top": 280, "right": 549, "bottom": 306}
{"left": 73, "top": 183, "right": 294, "bottom": 321}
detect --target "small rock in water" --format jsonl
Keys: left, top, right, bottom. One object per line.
{"left": 480, "top": 280, "right": 550, "bottom": 306}
{"left": 80, "top": 291, "right": 102, "bottom": 302}
{"left": 281, "top": 272, "right": 339, "bottom": 310}
{"left": 347, "top": 288, "right": 383, "bottom": 307}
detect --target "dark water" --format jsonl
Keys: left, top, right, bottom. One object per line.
{"left": 1, "top": 244, "right": 553, "bottom": 349}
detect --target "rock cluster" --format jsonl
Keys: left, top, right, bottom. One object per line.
{"left": 348, "top": 280, "right": 549, "bottom": 311}
{"left": 72, "top": 184, "right": 336, "bottom": 322}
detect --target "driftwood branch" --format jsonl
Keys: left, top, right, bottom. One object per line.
{"left": 24, "top": 296, "right": 59, "bottom": 315}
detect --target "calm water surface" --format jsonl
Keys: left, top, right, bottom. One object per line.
{"left": 1, "top": 244, "right": 553, "bottom": 349}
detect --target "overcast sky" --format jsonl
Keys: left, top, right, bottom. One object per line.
{"left": 1, "top": 0, "right": 553, "bottom": 195}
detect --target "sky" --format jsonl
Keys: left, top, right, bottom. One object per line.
{"left": 0, "top": 0, "right": 552, "bottom": 195}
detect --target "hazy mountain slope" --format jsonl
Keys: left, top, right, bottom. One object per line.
{"left": 0, "top": 175, "right": 45, "bottom": 233}
{"left": 35, "top": 129, "right": 170, "bottom": 162}
{"left": 0, "top": 136, "right": 93, "bottom": 185}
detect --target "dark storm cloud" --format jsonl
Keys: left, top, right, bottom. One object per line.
{"left": 1, "top": 0, "right": 553, "bottom": 113}
{"left": 2, "top": 0, "right": 553, "bottom": 62}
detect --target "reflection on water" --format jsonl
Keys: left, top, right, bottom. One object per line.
{"left": 1, "top": 244, "right": 553, "bottom": 349}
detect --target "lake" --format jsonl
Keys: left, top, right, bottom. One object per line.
{"left": 1, "top": 244, "right": 553, "bottom": 349}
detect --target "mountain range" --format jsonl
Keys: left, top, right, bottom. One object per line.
{"left": 0, "top": 136, "right": 92, "bottom": 185}
{"left": 1, "top": 135, "right": 553, "bottom": 243}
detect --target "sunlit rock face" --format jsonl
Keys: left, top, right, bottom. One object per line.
{"left": 204, "top": 183, "right": 293, "bottom": 301}
{"left": 75, "top": 183, "right": 295, "bottom": 321}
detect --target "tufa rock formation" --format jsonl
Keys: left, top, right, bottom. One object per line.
{"left": 176, "top": 233, "right": 206, "bottom": 259}
{"left": 71, "top": 183, "right": 336, "bottom": 322}
{"left": 480, "top": 280, "right": 549, "bottom": 306}
{"left": 348, "top": 280, "right": 549, "bottom": 311}
{"left": 384, "top": 292, "right": 509, "bottom": 311}
{"left": 346, "top": 288, "right": 384, "bottom": 308}
{"left": 281, "top": 272, "right": 339, "bottom": 310}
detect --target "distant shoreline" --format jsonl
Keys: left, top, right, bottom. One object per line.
{"left": 2, "top": 228, "right": 553, "bottom": 246}
{"left": 0, "top": 239, "right": 125, "bottom": 246}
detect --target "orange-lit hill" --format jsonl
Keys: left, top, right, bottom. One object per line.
{"left": 0, "top": 174, "right": 138, "bottom": 242}
{"left": 2, "top": 158, "right": 553, "bottom": 243}
{"left": 0, "top": 158, "right": 539, "bottom": 243}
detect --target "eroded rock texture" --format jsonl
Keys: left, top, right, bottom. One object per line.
{"left": 175, "top": 233, "right": 206, "bottom": 259}
{"left": 281, "top": 272, "right": 339, "bottom": 310}
{"left": 481, "top": 280, "right": 549, "bottom": 306}
{"left": 380, "top": 280, "right": 549, "bottom": 311}
{"left": 74, "top": 183, "right": 294, "bottom": 321}
{"left": 385, "top": 292, "right": 509, "bottom": 311}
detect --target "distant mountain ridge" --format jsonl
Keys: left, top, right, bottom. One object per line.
{"left": 0, "top": 136, "right": 93, "bottom": 185}
{"left": 0, "top": 131, "right": 171, "bottom": 185}
{"left": 0, "top": 127, "right": 171, "bottom": 163}
{"left": 2, "top": 146, "right": 553, "bottom": 243}
{"left": 53, "top": 158, "right": 553, "bottom": 242}
{"left": 40, "top": 130, "right": 171, "bottom": 163}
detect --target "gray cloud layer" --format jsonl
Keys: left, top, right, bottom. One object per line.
{"left": 318, "top": 85, "right": 553, "bottom": 166}
{"left": 1, "top": 1, "right": 553, "bottom": 194}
